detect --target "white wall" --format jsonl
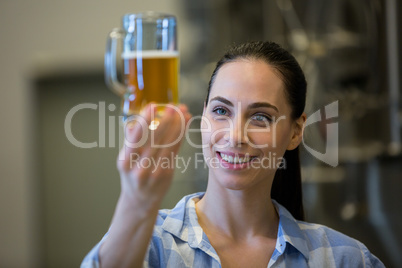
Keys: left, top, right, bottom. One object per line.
{"left": 0, "top": 1, "right": 182, "bottom": 266}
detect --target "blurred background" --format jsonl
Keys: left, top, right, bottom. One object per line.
{"left": 0, "top": 0, "right": 400, "bottom": 267}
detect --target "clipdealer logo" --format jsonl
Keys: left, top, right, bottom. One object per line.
{"left": 302, "top": 101, "right": 339, "bottom": 167}
{"left": 64, "top": 102, "right": 121, "bottom": 149}
{"left": 64, "top": 101, "right": 339, "bottom": 167}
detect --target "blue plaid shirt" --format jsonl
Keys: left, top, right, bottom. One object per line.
{"left": 81, "top": 192, "right": 384, "bottom": 267}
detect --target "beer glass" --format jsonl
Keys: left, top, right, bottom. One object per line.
{"left": 105, "top": 12, "right": 179, "bottom": 120}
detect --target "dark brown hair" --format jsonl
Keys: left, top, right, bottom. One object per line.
{"left": 205, "top": 41, "right": 306, "bottom": 220}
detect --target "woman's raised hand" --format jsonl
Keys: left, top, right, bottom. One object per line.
{"left": 99, "top": 104, "right": 191, "bottom": 267}
{"left": 117, "top": 103, "right": 192, "bottom": 207}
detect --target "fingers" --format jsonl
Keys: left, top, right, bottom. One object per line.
{"left": 141, "top": 105, "right": 188, "bottom": 156}
{"left": 156, "top": 104, "right": 191, "bottom": 158}
{"left": 125, "top": 104, "right": 155, "bottom": 150}
{"left": 117, "top": 104, "right": 155, "bottom": 171}
{"left": 138, "top": 104, "right": 191, "bottom": 178}
{"left": 117, "top": 103, "right": 192, "bottom": 173}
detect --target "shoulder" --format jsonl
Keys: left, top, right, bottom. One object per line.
{"left": 297, "top": 221, "right": 359, "bottom": 248}
{"left": 296, "top": 221, "right": 384, "bottom": 267}
{"left": 273, "top": 200, "right": 384, "bottom": 267}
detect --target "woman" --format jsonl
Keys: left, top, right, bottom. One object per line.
{"left": 82, "top": 41, "right": 384, "bottom": 267}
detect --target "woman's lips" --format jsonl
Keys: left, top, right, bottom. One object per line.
{"left": 216, "top": 151, "right": 256, "bottom": 169}
{"left": 218, "top": 152, "right": 252, "bottom": 164}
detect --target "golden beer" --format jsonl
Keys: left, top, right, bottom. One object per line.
{"left": 122, "top": 51, "right": 179, "bottom": 116}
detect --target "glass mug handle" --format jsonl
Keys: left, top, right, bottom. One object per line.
{"left": 105, "top": 28, "right": 126, "bottom": 97}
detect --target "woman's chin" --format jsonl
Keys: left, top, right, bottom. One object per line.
{"left": 210, "top": 172, "right": 270, "bottom": 192}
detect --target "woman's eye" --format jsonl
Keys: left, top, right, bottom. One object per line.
{"left": 213, "top": 107, "right": 228, "bottom": 116}
{"left": 251, "top": 114, "right": 271, "bottom": 124}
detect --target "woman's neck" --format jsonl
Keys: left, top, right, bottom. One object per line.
{"left": 195, "top": 180, "right": 279, "bottom": 241}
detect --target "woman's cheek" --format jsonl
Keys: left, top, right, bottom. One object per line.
{"left": 270, "top": 124, "right": 292, "bottom": 153}
{"left": 200, "top": 115, "right": 212, "bottom": 144}
{"left": 246, "top": 127, "right": 272, "bottom": 149}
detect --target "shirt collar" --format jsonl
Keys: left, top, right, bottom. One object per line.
{"left": 162, "top": 193, "right": 309, "bottom": 261}
{"left": 161, "top": 192, "right": 221, "bottom": 261}
{"left": 161, "top": 192, "right": 205, "bottom": 247}
{"left": 272, "top": 200, "right": 310, "bottom": 261}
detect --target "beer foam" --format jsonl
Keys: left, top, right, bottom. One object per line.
{"left": 122, "top": 50, "right": 179, "bottom": 59}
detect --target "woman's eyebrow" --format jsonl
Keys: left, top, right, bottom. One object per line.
{"left": 210, "top": 97, "right": 279, "bottom": 112}
{"left": 210, "top": 96, "right": 234, "bottom": 107}
{"left": 247, "top": 102, "right": 279, "bottom": 112}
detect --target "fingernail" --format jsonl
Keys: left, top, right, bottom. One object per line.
{"left": 179, "top": 104, "right": 188, "bottom": 112}
{"left": 167, "top": 106, "right": 175, "bottom": 114}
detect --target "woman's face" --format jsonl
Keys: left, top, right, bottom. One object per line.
{"left": 201, "top": 59, "right": 303, "bottom": 191}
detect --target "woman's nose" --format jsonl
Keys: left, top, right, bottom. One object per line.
{"left": 224, "top": 116, "right": 249, "bottom": 147}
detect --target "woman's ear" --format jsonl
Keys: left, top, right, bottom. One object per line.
{"left": 287, "top": 113, "right": 306, "bottom": 150}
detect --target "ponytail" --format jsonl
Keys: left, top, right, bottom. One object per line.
{"left": 271, "top": 147, "right": 305, "bottom": 221}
